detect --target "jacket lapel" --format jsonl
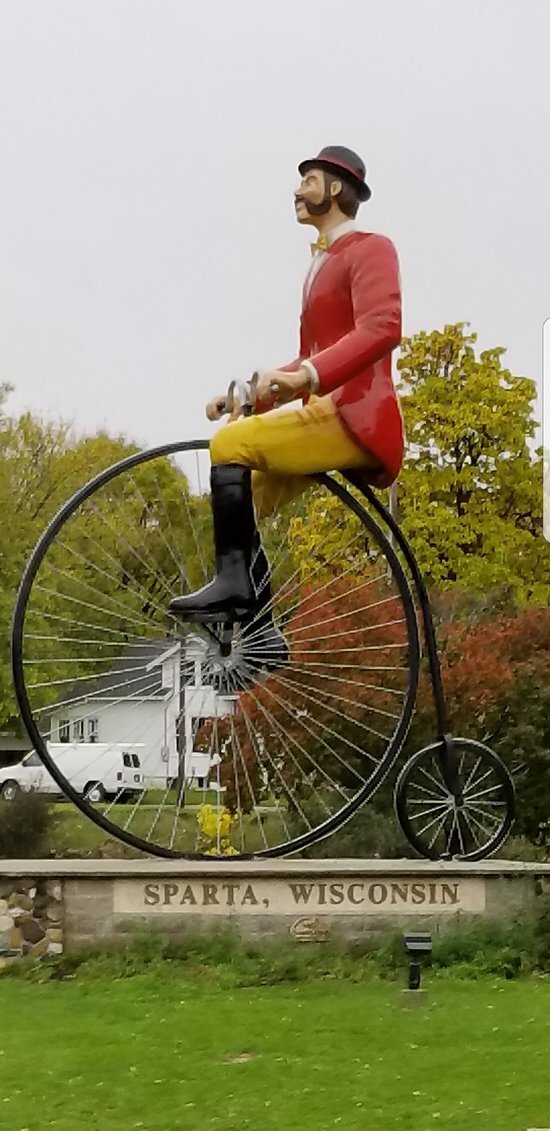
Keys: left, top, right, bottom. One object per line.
{"left": 302, "top": 233, "right": 357, "bottom": 312}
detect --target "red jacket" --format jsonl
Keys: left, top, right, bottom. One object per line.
{"left": 286, "top": 231, "right": 404, "bottom": 489}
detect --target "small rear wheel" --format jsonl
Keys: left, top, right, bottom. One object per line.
{"left": 395, "top": 738, "right": 515, "bottom": 861}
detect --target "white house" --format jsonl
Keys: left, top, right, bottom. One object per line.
{"left": 48, "top": 634, "right": 237, "bottom": 789}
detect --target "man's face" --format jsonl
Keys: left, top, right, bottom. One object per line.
{"left": 294, "top": 168, "right": 337, "bottom": 224}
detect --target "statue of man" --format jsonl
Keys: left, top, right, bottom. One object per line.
{"left": 170, "top": 146, "right": 403, "bottom": 669}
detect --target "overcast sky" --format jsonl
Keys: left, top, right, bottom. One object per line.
{"left": 0, "top": 0, "right": 548, "bottom": 454}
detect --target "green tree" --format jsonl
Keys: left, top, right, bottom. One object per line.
{"left": 289, "top": 323, "right": 549, "bottom": 605}
{"left": 0, "top": 396, "right": 210, "bottom": 733}
{"left": 0, "top": 406, "right": 139, "bottom": 729}
{"left": 397, "top": 323, "right": 548, "bottom": 602}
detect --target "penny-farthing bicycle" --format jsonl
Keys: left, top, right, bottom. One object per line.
{"left": 11, "top": 437, "right": 515, "bottom": 861}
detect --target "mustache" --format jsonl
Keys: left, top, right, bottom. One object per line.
{"left": 294, "top": 190, "right": 332, "bottom": 217}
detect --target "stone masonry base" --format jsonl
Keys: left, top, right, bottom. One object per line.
{"left": 0, "top": 858, "right": 549, "bottom": 962}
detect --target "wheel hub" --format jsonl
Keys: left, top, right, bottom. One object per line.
{"left": 202, "top": 627, "right": 257, "bottom": 693}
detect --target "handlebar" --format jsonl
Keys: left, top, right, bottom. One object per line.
{"left": 224, "top": 372, "right": 281, "bottom": 417}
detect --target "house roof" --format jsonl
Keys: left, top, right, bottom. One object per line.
{"left": 66, "top": 638, "right": 182, "bottom": 703}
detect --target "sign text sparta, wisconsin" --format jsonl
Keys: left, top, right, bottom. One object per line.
{"left": 113, "top": 877, "right": 486, "bottom": 916}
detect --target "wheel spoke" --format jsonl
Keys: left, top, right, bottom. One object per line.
{"left": 407, "top": 800, "right": 450, "bottom": 822}
{"left": 428, "top": 810, "right": 452, "bottom": 850}
{"left": 417, "top": 764, "right": 448, "bottom": 797}
{"left": 416, "top": 807, "right": 453, "bottom": 839}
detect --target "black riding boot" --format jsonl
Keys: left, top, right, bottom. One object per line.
{"left": 168, "top": 464, "right": 257, "bottom": 622}
{"left": 240, "top": 533, "right": 289, "bottom": 672}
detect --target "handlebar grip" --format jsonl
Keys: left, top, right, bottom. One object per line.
{"left": 224, "top": 372, "right": 280, "bottom": 418}
{"left": 250, "top": 372, "right": 281, "bottom": 401}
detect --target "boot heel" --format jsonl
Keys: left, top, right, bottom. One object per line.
{"left": 169, "top": 603, "right": 256, "bottom": 625}
{"left": 234, "top": 606, "right": 253, "bottom": 621}
{"left": 169, "top": 608, "right": 227, "bottom": 625}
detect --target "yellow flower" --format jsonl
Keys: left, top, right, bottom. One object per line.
{"left": 197, "top": 805, "right": 237, "bottom": 854}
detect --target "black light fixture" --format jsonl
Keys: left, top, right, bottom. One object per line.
{"left": 403, "top": 932, "right": 432, "bottom": 991}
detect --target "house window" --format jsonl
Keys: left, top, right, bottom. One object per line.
{"left": 87, "top": 718, "right": 99, "bottom": 743}
{"left": 73, "top": 719, "right": 85, "bottom": 743}
{"left": 58, "top": 720, "right": 71, "bottom": 743}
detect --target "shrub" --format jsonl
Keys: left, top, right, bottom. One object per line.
{"left": 0, "top": 790, "right": 57, "bottom": 857}
{"left": 5, "top": 901, "right": 550, "bottom": 984}
{"left": 302, "top": 803, "right": 413, "bottom": 859}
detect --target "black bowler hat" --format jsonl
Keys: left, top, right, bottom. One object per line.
{"left": 298, "top": 145, "right": 371, "bottom": 201}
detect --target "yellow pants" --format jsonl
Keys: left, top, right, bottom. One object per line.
{"left": 209, "top": 394, "right": 378, "bottom": 519}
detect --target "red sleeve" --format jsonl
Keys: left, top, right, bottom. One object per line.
{"left": 311, "top": 235, "right": 401, "bottom": 395}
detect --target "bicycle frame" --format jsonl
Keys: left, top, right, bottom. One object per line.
{"left": 342, "top": 471, "right": 464, "bottom": 797}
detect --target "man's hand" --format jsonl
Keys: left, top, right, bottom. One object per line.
{"left": 254, "top": 367, "right": 310, "bottom": 406}
{"left": 206, "top": 394, "right": 228, "bottom": 422}
{"left": 206, "top": 366, "right": 311, "bottom": 423}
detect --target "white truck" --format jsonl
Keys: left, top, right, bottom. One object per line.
{"left": 0, "top": 743, "right": 144, "bottom": 803}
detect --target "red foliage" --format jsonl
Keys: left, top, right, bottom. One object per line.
{"left": 415, "top": 598, "right": 550, "bottom": 736}
{"left": 195, "top": 574, "right": 550, "bottom": 819}
{"left": 210, "top": 567, "right": 412, "bottom": 812}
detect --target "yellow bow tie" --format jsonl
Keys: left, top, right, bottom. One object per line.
{"left": 310, "top": 233, "right": 329, "bottom": 256}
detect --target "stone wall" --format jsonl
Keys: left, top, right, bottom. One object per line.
{"left": 0, "top": 875, "right": 63, "bottom": 966}
{"left": 0, "top": 858, "right": 549, "bottom": 959}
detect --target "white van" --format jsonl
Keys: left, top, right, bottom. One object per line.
{"left": 0, "top": 743, "right": 144, "bottom": 803}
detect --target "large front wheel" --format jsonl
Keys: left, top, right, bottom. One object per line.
{"left": 12, "top": 441, "right": 420, "bottom": 859}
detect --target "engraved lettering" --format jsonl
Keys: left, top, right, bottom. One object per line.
{"left": 163, "top": 883, "right": 179, "bottom": 906}
{"left": 411, "top": 883, "right": 427, "bottom": 905}
{"left": 441, "top": 882, "right": 459, "bottom": 906}
{"left": 242, "top": 884, "right": 258, "bottom": 906}
{"left": 126, "top": 873, "right": 472, "bottom": 918}
{"left": 144, "top": 883, "right": 160, "bottom": 906}
{"left": 368, "top": 883, "right": 388, "bottom": 905}
{"left": 289, "top": 883, "right": 314, "bottom": 905}
{"left": 222, "top": 882, "right": 240, "bottom": 907}
{"left": 348, "top": 883, "right": 365, "bottom": 905}
{"left": 390, "top": 883, "right": 409, "bottom": 904}
{"left": 329, "top": 883, "right": 344, "bottom": 905}
{"left": 202, "top": 883, "right": 219, "bottom": 906}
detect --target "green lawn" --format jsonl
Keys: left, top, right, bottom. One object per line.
{"left": 52, "top": 802, "right": 283, "bottom": 857}
{"left": 1, "top": 975, "right": 549, "bottom": 1129}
